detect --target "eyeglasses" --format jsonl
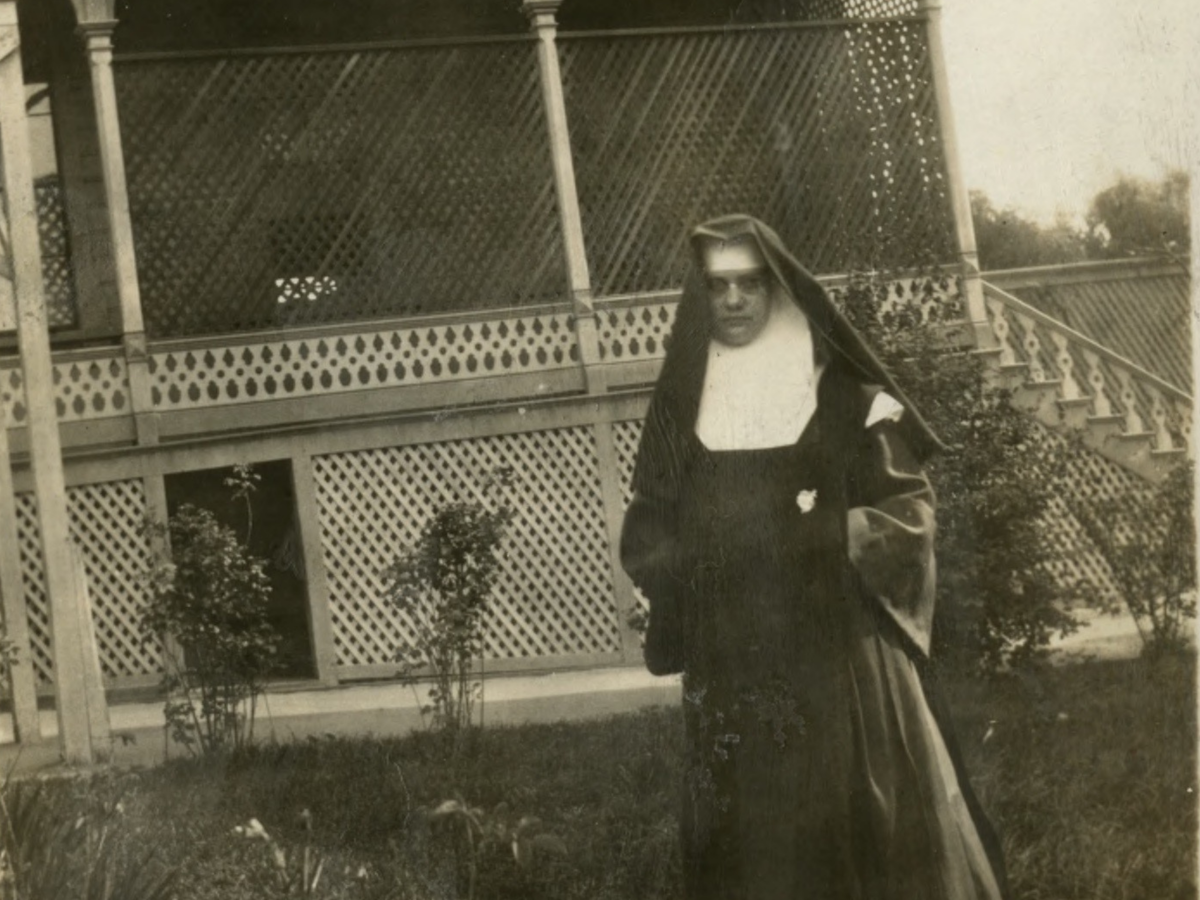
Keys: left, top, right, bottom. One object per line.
{"left": 705, "top": 272, "right": 770, "bottom": 300}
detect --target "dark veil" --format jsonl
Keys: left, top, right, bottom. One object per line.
{"left": 630, "top": 214, "right": 945, "bottom": 506}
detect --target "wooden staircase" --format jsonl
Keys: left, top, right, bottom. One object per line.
{"left": 977, "top": 280, "right": 1191, "bottom": 484}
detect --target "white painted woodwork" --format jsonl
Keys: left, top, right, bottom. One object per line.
{"left": 0, "top": 0, "right": 101, "bottom": 763}
{"left": 523, "top": 0, "right": 606, "bottom": 393}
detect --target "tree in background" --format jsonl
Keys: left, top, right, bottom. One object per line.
{"left": 970, "top": 191, "right": 1086, "bottom": 271}
{"left": 971, "top": 169, "right": 1190, "bottom": 270}
{"left": 1085, "top": 170, "right": 1190, "bottom": 260}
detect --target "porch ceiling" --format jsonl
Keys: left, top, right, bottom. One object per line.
{"left": 17, "top": 0, "right": 921, "bottom": 56}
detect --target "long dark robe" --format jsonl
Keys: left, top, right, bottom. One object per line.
{"left": 624, "top": 367, "right": 1005, "bottom": 899}
{"left": 622, "top": 214, "right": 1008, "bottom": 899}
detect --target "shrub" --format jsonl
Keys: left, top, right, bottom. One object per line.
{"left": 840, "top": 272, "right": 1077, "bottom": 671}
{"left": 382, "top": 471, "right": 514, "bottom": 744}
{"left": 141, "top": 499, "right": 279, "bottom": 757}
{"left": 1072, "top": 462, "right": 1196, "bottom": 658}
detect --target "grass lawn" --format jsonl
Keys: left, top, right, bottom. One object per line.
{"left": 6, "top": 654, "right": 1195, "bottom": 900}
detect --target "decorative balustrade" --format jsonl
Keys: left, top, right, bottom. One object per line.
{"left": 3, "top": 271, "right": 973, "bottom": 436}
{"left": 1, "top": 348, "right": 130, "bottom": 427}
{"left": 147, "top": 306, "right": 580, "bottom": 412}
{"left": 982, "top": 282, "right": 1191, "bottom": 472}
{"left": 595, "top": 293, "right": 679, "bottom": 364}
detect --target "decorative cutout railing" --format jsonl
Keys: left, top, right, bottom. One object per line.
{"left": 147, "top": 306, "right": 579, "bottom": 411}
{"left": 1, "top": 348, "right": 130, "bottom": 426}
{"left": 595, "top": 293, "right": 678, "bottom": 364}
{"left": 3, "top": 272, "right": 969, "bottom": 433}
{"left": 982, "top": 281, "right": 1191, "bottom": 477}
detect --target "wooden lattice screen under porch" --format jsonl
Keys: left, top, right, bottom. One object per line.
{"left": 312, "top": 427, "right": 622, "bottom": 675}
{"left": 14, "top": 480, "right": 160, "bottom": 688}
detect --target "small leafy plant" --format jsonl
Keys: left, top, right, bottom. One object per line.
{"left": 426, "top": 796, "right": 567, "bottom": 900}
{"left": 1072, "top": 462, "right": 1196, "bottom": 659}
{"left": 382, "top": 470, "right": 514, "bottom": 743}
{"left": 231, "top": 811, "right": 340, "bottom": 897}
{"left": 141, "top": 465, "right": 279, "bottom": 757}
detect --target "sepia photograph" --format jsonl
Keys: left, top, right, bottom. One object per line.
{"left": 0, "top": 0, "right": 1193, "bottom": 897}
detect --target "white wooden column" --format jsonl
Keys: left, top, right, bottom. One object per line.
{"left": 592, "top": 419, "right": 642, "bottom": 664}
{"left": 920, "top": 0, "right": 993, "bottom": 349}
{"left": 0, "top": 0, "right": 103, "bottom": 764}
{"left": 74, "top": 5, "right": 157, "bottom": 442}
{"left": 523, "top": 0, "right": 606, "bottom": 394}
{"left": 0, "top": 405, "right": 40, "bottom": 743}
{"left": 291, "top": 452, "right": 340, "bottom": 686}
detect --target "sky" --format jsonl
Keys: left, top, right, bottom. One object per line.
{"left": 940, "top": 0, "right": 1196, "bottom": 225}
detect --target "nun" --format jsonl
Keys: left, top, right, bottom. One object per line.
{"left": 621, "top": 215, "right": 1008, "bottom": 899}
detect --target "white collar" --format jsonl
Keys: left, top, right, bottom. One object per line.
{"left": 695, "top": 299, "right": 822, "bottom": 451}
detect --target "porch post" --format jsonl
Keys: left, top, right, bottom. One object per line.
{"left": 73, "top": 2, "right": 158, "bottom": 441}
{"left": 0, "top": 0, "right": 102, "bottom": 763}
{"left": 291, "top": 452, "right": 340, "bottom": 686}
{"left": 920, "top": 0, "right": 993, "bottom": 349}
{"left": 592, "top": 419, "right": 642, "bottom": 664}
{"left": 523, "top": 0, "right": 607, "bottom": 393}
{"left": 0, "top": 406, "right": 41, "bottom": 743}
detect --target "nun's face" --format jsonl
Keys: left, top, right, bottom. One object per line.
{"left": 702, "top": 241, "right": 774, "bottom": 347}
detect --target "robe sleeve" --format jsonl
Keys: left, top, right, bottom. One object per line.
{"left": 846, "top": 401, "right": 938, "bottom": 657}
{"left": 620, "top": 490, "right": 687, "bottom": 675}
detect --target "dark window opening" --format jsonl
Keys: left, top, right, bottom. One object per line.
{"left": 164, "top": 459, "right": 315, "bottom": 680}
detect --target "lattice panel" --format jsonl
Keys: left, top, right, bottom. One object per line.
{"left": 35, "top": 179, "right": 79, "bottom": 330}
{"left": 115, "top": 41, "right": 566, "bottom": 338}
{"left": 842, "top": 0, "right": 919, "bottom": 18}
{"left": 14, "top": 481, "right": 161, "bottom": 687}
{"left": 560, "top": 21, "right": 954, "bottom": 297}
{"left": 13, "top": 494, "right": 53, "bottom": 686}
{"left": 313, "top": 429, "right": 620, "bottom": 668}
{"left": 1, "top": 179, "right": 79, "bottom": 333}
{"left": 1, "top": 351, "right": 130, "bottom": 426}
{"left": 1034, "top": 427, "right": 1155, "bottom": 603}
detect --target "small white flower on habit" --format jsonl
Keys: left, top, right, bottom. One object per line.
{"left": 796, "top": 490, "right": 818, "bottom": 513}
